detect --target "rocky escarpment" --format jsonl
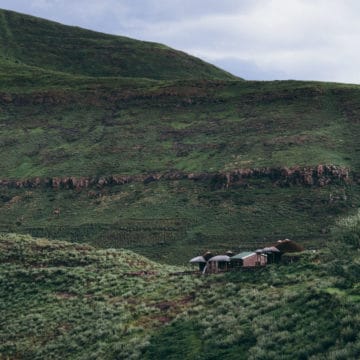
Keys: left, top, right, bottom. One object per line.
{"left": 0, "top": 165, "right": 351, "bottom": 191}
{"left": 0, "top": 84, "right": 324, "bottom": 108}
{"left": 0, "top": 80, "right": 222, "bottom": 108}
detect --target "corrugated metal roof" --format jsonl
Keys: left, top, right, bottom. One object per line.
{"left": 231, "top": 251, "right": 256, "bottom": 260}
{"left": 262, "top": 246, "right": 281, "bottom": 253}
{"left": 189, "top": 256, "right": 206, "bottom": 263}
{"left": 208, "top": 255, "right": 231, "bottom": 262}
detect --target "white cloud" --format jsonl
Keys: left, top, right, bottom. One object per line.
{"left": 123, "top": 0, "right": 360, "bottom": 82}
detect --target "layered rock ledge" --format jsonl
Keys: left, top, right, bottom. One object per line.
{"left": 0, "top": 165, "right": 351, "bottom": 190}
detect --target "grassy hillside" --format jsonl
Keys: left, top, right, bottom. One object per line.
{"left": 1, "top": 79, "right": 360, "bottom": 177}
{"left": 0, "top": 9, "right": 236, "bottom": 80}
{"left": 1, "top": 9, "right": 360, "bottom": 360}
{"left": 0, "top": 178, "right": 357, "bottom": 264}
{"left": 0, "top": 233, "right": 359, "bottom": 359}
{"left": 1, "top": 76, "right": 360, "bottom": 262}
{"left": 0, "top": 9, "right": 360, "bottom": 263}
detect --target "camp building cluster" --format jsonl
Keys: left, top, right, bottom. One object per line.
{"left": 189, "top": 239, "right": 304, "bottom": 274}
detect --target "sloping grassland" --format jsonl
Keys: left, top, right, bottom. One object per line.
{"left": 0, "top": 9, "right": 360, "bottom": 263}
{"left": 0, "top": 8, "right": 359, "bottom": 360}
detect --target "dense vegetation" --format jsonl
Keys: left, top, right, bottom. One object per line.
{"left": 0, "top": 232, "right": 359, "bottom": 359}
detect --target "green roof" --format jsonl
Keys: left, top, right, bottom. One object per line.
{"left": 231, "top": 252, "right": 255, "bottom": 260}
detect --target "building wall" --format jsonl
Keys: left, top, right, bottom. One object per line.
{"left": 243, "top": 254, "right": 267, "bottom": 267}
{"left": 206, "top": 261, "right": 229, "bottom": 273}
{"left": 259, "top": 254, "right": 267, "bottom": 266}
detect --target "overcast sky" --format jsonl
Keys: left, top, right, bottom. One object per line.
{"left": 1, "top": 0, "right": 360, "bottom": 83}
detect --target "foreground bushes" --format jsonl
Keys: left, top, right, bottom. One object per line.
{"left": 1, "top": 233, "right": 359, "bottom": 359}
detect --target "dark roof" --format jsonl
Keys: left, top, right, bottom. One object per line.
{"left": 273, "top": 239, "right": 304, "bottom": 253}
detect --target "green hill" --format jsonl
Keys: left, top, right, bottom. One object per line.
{"left": 0, "top": 9, "right": 360, "bottom": 360}
{"left": 0, "top": 9, "right": 360, "bottom": 264}
{"left": 0, "top": 9, "right": 236, "bottom": 80}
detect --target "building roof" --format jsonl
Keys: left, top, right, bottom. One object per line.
{"left": 208, "top": 255, "right": 231, "bottom": 262}
{"left": 231, "top": 251, "right": 256, "bottom": 260}
{"left": 189, "top": 256, "right": 206, "bottom": 263}
{"left": 273, "top": 239, "right": 304, "bottom": 253}
{"left": 260, "top": 246, "right": 281, "bottom": 253}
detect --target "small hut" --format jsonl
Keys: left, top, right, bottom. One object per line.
{"left": 231, "top": 251, "right": 267, "bottom": 268}
{"left": 257, "top": 246, "right": 281, "bottom": 264}
{"left": 189, "top": 255, "right": 207, "bottom": 272}
{"left": 206, "top": 255, "right": 231, "bottom": 273}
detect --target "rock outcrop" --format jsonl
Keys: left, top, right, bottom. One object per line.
{"left": 224, "top": 164, "right": 350, "bottom": 187}
{"left": 0, "top": 165, "right": 351, "bottom": 191}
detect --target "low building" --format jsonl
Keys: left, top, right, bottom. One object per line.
{"left": 188, "top": 239, "right": 304, "bottom": 275}
{"left": 231, "top": 251, "right": 267, "bottom": 268}
{"left": 256, "top": 246, "right": 281, "bottom": 264}
{"left": 189, "top": 255, "right": 207, "bottom": 272}
{"left": 206, "top": 255, "right": 231, "bottom": 273}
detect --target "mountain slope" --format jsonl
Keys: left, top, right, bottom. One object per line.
{"left": 1, "top": 79, "right": 360, "bottom": 178}
{"left": 0, "top": 9, "right": 236, "bottom": 80}
{"left": 1, "top": 10, "right": 360, "bottom": 263}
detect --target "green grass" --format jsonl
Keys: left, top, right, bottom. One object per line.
{"left": 0, "top": 179, "right": 357, "bottom": 264}
{"left": 1, "top": 8, "right": 360, "bottom": 360}
{"left": 1, "top": 79, "right": 360, "bottom": 177}
{"left": 1, "top": 75, "right": 360, "bottom": 263}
